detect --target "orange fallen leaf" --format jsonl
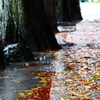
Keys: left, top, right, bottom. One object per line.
{"left": 91, "top": 85, "right": 100, "bottom": 90}
{"left": 84, "top": 68, "right": 91, "bottom": 71}
{"left": 68, "top": 63, "right": 75, "bottom": 67}
{"left": 80, "top": 91, "right": 89, "bottom": 94}
{"left": 25, "top": 62, "right": 41, "bottom": 66}
{"left": 53, "top": 57, "right": 60, "bottom": 61}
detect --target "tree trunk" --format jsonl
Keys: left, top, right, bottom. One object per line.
{"left": 0, "top": 0, "right": 61, "bottom": 52}
{"left": 56, "top": 0, "right": 83, "bottom": 23}
{"left": 21, "top": 0, "right": 61, "bottom": 51}
{"left": 0, "top": 38, "right": 5, "bottom": 69}
{"left": 44, "top": 0, "right": 59, "bottom": 33}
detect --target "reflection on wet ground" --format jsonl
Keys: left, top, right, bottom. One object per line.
{"left": 0, "top": 51, "right": 55, "bottom": 100}
{"left": 0, "top": 64, "right": 40, "bottom": 100}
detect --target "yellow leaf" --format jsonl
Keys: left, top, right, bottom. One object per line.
{"left": 69, "top": 88, "right": 74, "bottom": 90}
{"left": 70, "top": 96, "right": 77, "bottom": 99}
{"left": 94, "top": 71, "right": 100, "bottom": 76}
{"left": 97, "top": 63, "right": 100, "bottom": 67}
{"left": 97, "top": 88, "right": 100, "bottom": 90}
{"left": 86, "top": 93, "right": 92, "bottom": 96}
{"left": 39, "top": 79, "right": 47, "bottom": 83}
{"left": 72, "top": 92, "right": 79, "bottom": 96}
{"left": 31, "top": 87, "right": 40, "bottom": 91}
{"left": 78, "top": 94, "right": 83, "bottom": 97}
{"left": 82, "top": 50, "right": 86, "bottom": 53}
{"left": 97, "top": 58, "right": 100, "bottom": 60}
{"left": 0, "top": 76, "right": 13, "bottom": 79}
{"left": 61, "top": 97, "right": 68, "bottom": 100}
{"left": 14, "top": 81, "right": 21, "bottom": 83}
{"left": 0, "top": 77, "right": 4, "bottom": 79}
{"left": 90, "top": 82, "right": 96, "bottom": 85}
{"left": 35, "top": 76, "right": 40, "bottom": 78}
{"left": 66, "top": 58, "right": 72, "bottom": 62}
{"left": 65, "top": 79, "right": 73, "bottom": 82}
{"left": 18, "top": 92, "right": 26, "bottom": 98}
{"left": 72, "top": 83, "right": 80, "bottom": 87}
{"left": 85, "top": 86, "right": 91, "bottom": 91}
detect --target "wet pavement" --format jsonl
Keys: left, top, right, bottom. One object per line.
{"left": 0, "top": 52, "right": 55, "bottom": 100}
{"left": 0, "top": 3, "right": 100, "bottom": 100}
{"left": 0, "top": 19, "right": 100, "bottom": 100}
{"left": 0, "top": 63, "right": 40, "bottom": 100}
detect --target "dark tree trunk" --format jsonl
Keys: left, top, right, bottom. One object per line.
{"left": 4, "top": 0, "right": 61, "bottom": 52}
{"left": 62, "top": 0, "right": 71, "bottom": 22}
{"left": 21, "top": 0, "right": 61, "bottom": 51}
{"left": 56, "top": 0, "right": 83, "bottom": 23}
{"left": 62, "top": 0, "right": 83, "bottom": 22}
{"left": 44, "top": 0, "right": 59, "bottom": 33}
{"left": 0, "top": 39, "right": 5, "bottom": 69}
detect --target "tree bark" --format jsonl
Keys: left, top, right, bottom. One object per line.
{"left": 0, "top": 38, "right": 5, "bottom": 69}
{"left": 3, "top": 0, "right": 61, "bottom": 52}
{"left": 56, "top": 0, "right": 83, "bottom": 23}
{"left": 44, "top": 0, "right": 59, "bottom": 33}
{"left": 21, "top": 0, "right": 61, "bottom": 51}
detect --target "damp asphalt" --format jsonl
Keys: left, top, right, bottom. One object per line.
{"left": 0, "top": 51, "right": 55, "bottom": 100}
{"left": 0, "top": 2, "right": 100, "bottom": 100}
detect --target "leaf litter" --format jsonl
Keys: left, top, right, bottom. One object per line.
{"left": 16, "top": 19, "right": 100, "bottom": 100}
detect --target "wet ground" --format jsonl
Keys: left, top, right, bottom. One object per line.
{"left": 0, "top": 19, "right": 100, "bottom": 100}
{"left": 0, "top": 3, "right": 100, "bottom": 100}
{"left": 0, "top": 52, "right": 54, "bottom": 100}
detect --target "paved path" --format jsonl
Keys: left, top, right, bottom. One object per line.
{"left": 0, "top": 19, "right": 99, "bottom": 100}
{"left": 0, "top": 3, "right": 100, "bottom": 99}
{"left": 55, "top": 19, "right": 100, "bottom": 99}
{"left": 0, "top": 52, "right": 54, "bottom": 100}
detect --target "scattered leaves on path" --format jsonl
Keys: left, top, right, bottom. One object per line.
{"left": 0, "top": 76, "right": 13, "bottom": 79}
{"left": 17, "top": 19, "right": 100, "bottom": 100}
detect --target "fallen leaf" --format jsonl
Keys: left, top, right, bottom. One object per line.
{"left": 70, "top": 96, "right": 77, "bottom": 99}
{"left": 0, "top": 76, "right": 13, "bottom": 79}
{"left": 25, "top": 62, "right": 42, "bottom": 66}
{"left": 65, "top": 79, "right": 73, "bottom": 82}
{"left": 94, "top": 71, "right": 100, "bottom": 76}
{"left": 94, "top": 96, "right": 100, "bottom": 100}
{"left": 80, "top": 91, "right": 89, "bottom": 94}
{"left": 68, "top": 63, "right": 75, "bottom": 67}
{"left": 85, "top": 86, "right": 91, "bottom": 91}
{"left": 61, "top": 97, "right": 68, "bottom": 100}
{"left": 14, "top": 81, "right": 21, "bottom": 83}
{"left": 91, "top": 77, "right": 98, "bottom": 80}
